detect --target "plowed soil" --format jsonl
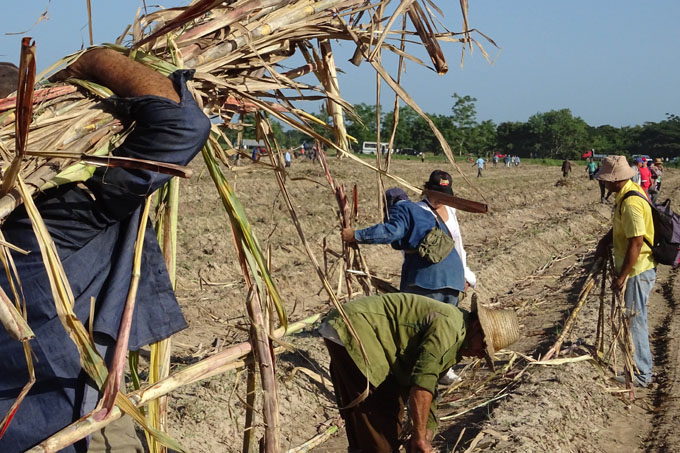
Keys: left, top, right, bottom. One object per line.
{"left": 154, "top": 156, "right": 680, "bottom": 452}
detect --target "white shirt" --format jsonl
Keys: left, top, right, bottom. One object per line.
{"left": 418, "top": 201, "right": 477, "bottom": 288}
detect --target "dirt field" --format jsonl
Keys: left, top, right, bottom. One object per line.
{"left": 151, "top": 155, "right": 680, "bottom": 452}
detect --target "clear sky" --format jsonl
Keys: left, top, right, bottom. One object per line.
{"left": 1, "top": 1, "right": 678, "bottom": 127}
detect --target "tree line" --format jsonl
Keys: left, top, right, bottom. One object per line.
{"left": 230, "top": 94, "right": 680, "bottom": 160}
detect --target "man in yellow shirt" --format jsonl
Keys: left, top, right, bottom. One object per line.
{"left": 595, "top": 155, "right": 657, "bottom": 387}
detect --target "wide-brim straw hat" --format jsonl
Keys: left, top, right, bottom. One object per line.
{"left": 654, "top": 158, "right": 663, "bottom": 164}
{"left": 471, "top": 297, "right": 520, "bottom": 370}
{"left": 595, "top": 155, "right": 636, "bottom": 182}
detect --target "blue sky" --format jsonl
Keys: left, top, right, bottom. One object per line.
{"left": 1, "top": 1, "right": 678, "bottom": 127}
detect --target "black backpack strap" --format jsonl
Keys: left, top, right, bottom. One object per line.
{"left": 619, "top": 190, "right": 654, "bottom": 249}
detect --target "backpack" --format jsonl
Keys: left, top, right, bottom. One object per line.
{"left": 621, "top": 191, "right": 680, "bottom": 266}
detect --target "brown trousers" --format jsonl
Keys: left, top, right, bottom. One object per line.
{"left": 324, "top": 339, "right": 405, "bottom": 453}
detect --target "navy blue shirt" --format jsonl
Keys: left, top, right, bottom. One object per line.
{"left": 354, "top": 200, "right": 465, "bottom": 292}
{"left": 0, "top": 70, "right": 211, "bottom": 452}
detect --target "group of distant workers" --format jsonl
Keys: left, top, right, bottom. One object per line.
{"left": 562, "top": 155, "right": 664, "bottom": 203}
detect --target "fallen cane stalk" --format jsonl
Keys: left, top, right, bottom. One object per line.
{"left": 543, "top": 256, "right": 604, "bottom": 360}
{"left": 27, "top": 314, "right": 320, "bottom": 453}
{"left": 286, "top": 423, "right": 338, "bottom": 453}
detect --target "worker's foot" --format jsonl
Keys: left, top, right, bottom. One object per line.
{"left": 600, "top": 197, "right": 605, "bottom": 204}
{"left": 438, "top": 368, "right": 462, "bottom": 386}
{"left": 613, "top": 374, "right": 649, "bottom": 388}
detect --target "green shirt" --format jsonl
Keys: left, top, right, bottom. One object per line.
{"left": 325, "top": 293, "right": 467, "bottom": 431}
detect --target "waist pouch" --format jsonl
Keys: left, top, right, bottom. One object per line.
{"left": 416, "top": 227, "right": 455, "bottom": 263}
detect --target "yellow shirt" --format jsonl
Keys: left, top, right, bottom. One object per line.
{"left": 613, "top": 180, "right": 656, "bottom": 276}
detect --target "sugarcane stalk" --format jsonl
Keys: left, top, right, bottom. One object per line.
{"left": 336, "top": 14, "right": 485, "bottom": 203}
{"left": 543, "top": 257, "right": 603, "bottom": 361}
{"left": 2, "top": 38, "right": 36, "bottom": 197}
{"left": 236, "top": 137, "right": 280, "bottom": 453}
{"left": 287, "top": 423, "right": 338, "bottom": 453}
{"left": 96, "top": 196, "right": 153, "bottom": 420}
{"left": 147, "top": 177, "right": 180, "bottom": 453}
{"left": 385, "top": 14, "right": 408, "bottom": 172}
{"left": 0, "top": 285, "right": 34, "bottom": 341}
{"left": 243, "top": 351, "right": 258, "bottom": 453}
{"left": 613, "top": 284, "right": 636, "bottom": 400}
{"left": 318, "top": 40, "right": 349, "bottom": 156}
{"left": 187, "top": 0, "right": 362, "bottom": 69}
{"left": 595, "top": 257, "right": 608, "bottom": 353}
{"left": 28, "top": 314, "right": 320, "bottom": 453}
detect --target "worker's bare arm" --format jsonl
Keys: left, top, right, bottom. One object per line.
{"left": 51, "top": 48, "right": 180, "bottom": 102}
{"left": 408, "top": 386, "right": 434, "bottom": 453}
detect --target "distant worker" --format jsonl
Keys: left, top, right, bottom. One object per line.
{"left": 515, "top": 156, "right": 520, "bottom": 166}
{"left": 504, "top": 155, "right": 511, "bottom": 167}
{"left": 284, "top": 150, "right": 291, "bottom": 168}
{"left": 473, "top": 156, "right": 485, "bottom": 178}
{"left": 630, "top": 158, "right": 641, "bottom": 184}
{"left": 561, "top": 159, "right": 572, "bottom": 178}
{"left": 421, "top": 152, "right": 425, "bottom": 163}
{"left": 320, "top": 293, "right": 519, "bottom": 453}
{"left": 586, "top": 158, "right": 597, "bottom": 180}
{"left": 595, "top": 155, "right": 656, "bottom": 388}
{"left": 252, "top": 147, "right": 260, "bottom": 161}
{"left": 595, "top": 161, "right": 612, "bottom": 203}
{"left": 493, "top": 154, "right": 499, "bottom": 167}
{"left": 636, "top": 158, "right": 652, "bottom": 194}
{"left": 649, "top": 158, "right": 664, "bottom": 202}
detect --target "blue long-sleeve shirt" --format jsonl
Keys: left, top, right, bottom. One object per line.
{"left": 0, "top": 70, "right": 211, "bottom": 453}
{"left": 354, "top": 201, "right": 465, "bottom": 292}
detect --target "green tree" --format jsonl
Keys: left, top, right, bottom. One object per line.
{"left": 496, "top": 121, "right": 532, "bottom": 156}
{"left": 632, "top": 114, "right": 680, "bottom": 158}
{"left": 345, "top": 103, "right": 378, "bottom": 151}
{"left": 381, "top": 106, "right": 421, "bottom": 150}
{"left": 468, "top": 119, "right": 497, "bottom": 156}
{"left": 451, "top": 93, "right": 478, "bottom": 156}
{"left": 526, "top": 109, "right": 589, "bottom": 159}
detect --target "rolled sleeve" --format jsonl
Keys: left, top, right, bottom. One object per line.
{"left": 86, "top": 69, "right": 211, "bottom": 219}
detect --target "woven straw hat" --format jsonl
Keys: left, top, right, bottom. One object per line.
{"left": 654, "top": 157, "right": 663, "bottom": 164}
{"left": 471, "top": 296, "right": 520, "bottom": 370}
{"left": 595, "top": 155, "right": 635, "bottom": 182}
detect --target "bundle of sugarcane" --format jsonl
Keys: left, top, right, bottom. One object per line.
{"left": 0, "top": 0, "right": 492, "bottom": 215}
{"left": 0, "top": 0, "right": 493, "bottom": 451}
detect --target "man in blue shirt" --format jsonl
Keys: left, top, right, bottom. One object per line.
{"left": 341, "top": 188, "right": 465, "bottom": 305}
{"left": 473, "top": 157, "right": 485, "bottom": 178}
{"left": 0, "top": 48, "right": 210, "bottom": 452}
